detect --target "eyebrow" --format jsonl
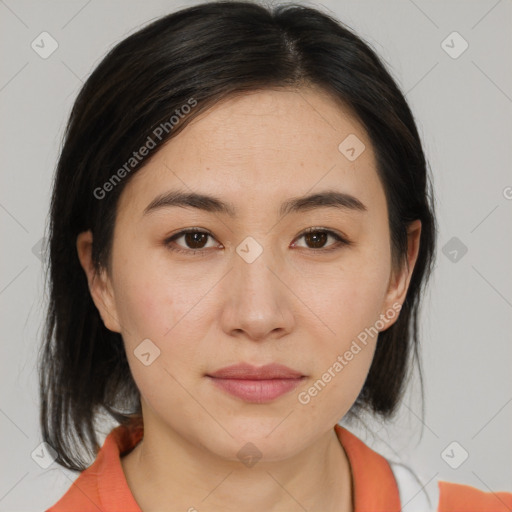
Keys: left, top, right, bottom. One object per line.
{"left": 143, "top": 189, "right": 367, "bottom": 218}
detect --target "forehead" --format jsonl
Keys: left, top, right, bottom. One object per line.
{"left": 169, "top": 87, "right": 369, "bottom": 163}
{"left": 117, "top": 87, "right": 383, "bottom": 218}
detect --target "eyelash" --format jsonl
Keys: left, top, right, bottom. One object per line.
{"left": 164, "top": 227, "right": 352, "bottom": 256}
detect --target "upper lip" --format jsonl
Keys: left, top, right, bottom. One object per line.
{"left": 207, "top": 363, "right": 304, "bottom": 380}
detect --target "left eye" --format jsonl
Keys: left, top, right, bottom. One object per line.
{"left": 292, "top": 228, "right": 349, "bottom": 251}
{"left": 164, "top": 228, "right": 350, "bottom": 255}
{"left": 165, "top": 229, "right": 219, "bottom": 253}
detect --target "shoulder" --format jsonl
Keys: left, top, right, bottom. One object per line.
{"left": 389, "top": 461, "right": 512, "bottom": 512}
{"left": 44, "top": 469, "right": 101, "bottom": 511}
{"left": 437, "top": 479, "right": 512, "bottom": 512}
{"left": 44, "top": 421, "right": 143, "bottom": 512}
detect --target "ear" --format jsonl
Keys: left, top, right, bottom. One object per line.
{"left": 380, "top": 219, "right": 422, "bottom": 326}
{"left": 76, "top": 230, "right": 122, "bottom": 333}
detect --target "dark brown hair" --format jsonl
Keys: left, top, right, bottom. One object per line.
{"left": 39, "top": 0, "right": 437, "bottom": 471}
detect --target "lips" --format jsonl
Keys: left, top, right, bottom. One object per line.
{"left": 206, "top": 363, "right": 306, "bottom": 403}
{"left": 207, "top": 362, "right": 304, "bottom": 380}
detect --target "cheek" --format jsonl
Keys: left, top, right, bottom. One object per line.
{"left": 114, "top": 274, "right": 169, "bottom": 342}
{"left": 112, "top": 273, "right": 199, "bottom": 413}
{"left": 296, "top": 323, "right": 378, "bottom": 427}
{"left": 112, "top": 258, "right": 213, "bottom": 378}
{"left": 297, "top": 241, "right": 390, "bottom": 412}
{"left": 112, "top": 250, "right": 199, "bottom": 343}
{"left": 315, "top": 251, "right": 391, "bottom": 341}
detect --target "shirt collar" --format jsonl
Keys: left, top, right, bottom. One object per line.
{"left": 334, "top": 424, "right": 401, "bottom": 511}
{"left": 72, "top": 420, "right": 401, "bottom": 512}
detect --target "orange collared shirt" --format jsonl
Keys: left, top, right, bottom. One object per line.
{"left": 45, "top": 421, "right": 512, "bottom": 512}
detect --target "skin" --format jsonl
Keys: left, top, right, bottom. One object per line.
{"left": 77, "top": 86, "right": 421, "bottom": 512}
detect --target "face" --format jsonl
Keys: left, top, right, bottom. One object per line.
{"left": 78, "top": 87, "right": 420, "bottom": 462}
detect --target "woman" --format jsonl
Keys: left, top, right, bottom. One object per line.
{"left": 39, "top": 1, "right": 512, "bottom": 511}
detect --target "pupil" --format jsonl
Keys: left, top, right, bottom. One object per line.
{"left": 306, "top": 232, "right": 326, "bottom": 248}
{"left": 186, "top": 232, "right": 206, "bottom": 249}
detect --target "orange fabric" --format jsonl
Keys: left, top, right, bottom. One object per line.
{"left": 438, "top": 480, "right": 512, "bottom": 512}
{"left": 47, "top": 421, "right": 143, "bottom": 512}
{"left": 45, "top": 420, "right": 512, "bottom": 512}
{"left": 334, "top": 424, "right": 401, "bottom": 511}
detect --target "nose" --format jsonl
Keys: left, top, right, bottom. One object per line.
{"left": 219, "top": 241, "right": 295, "bottom": 342}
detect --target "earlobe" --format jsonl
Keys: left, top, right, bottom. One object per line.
{"left": 382, "top": 219, "right": 422, "bottom": 322}
{"left": 76, "top": 230, "right": 122, "bottom": 333}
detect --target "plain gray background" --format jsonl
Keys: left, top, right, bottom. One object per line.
{"left": 1, "top": 0, "right": 511, "bottom": 510}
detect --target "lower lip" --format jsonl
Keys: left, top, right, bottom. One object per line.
{"left": 207, "top": 376, "right": 305, "bottom": 403}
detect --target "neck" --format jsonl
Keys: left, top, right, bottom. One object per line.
{"left": 121, "top": 420, "right": 353, "bottom": 512}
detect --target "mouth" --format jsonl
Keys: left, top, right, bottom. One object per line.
{"left": 206, "top": 363, "right": 306, "bottom": 403}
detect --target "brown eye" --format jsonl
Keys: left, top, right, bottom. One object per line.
{"left": 292, "top": 228, "right": 351, "bottom": 252}
{"left": 165, "top": 229, "right": 219, "bottom": 255}
{"left": 303, "top": 230, "right": 328, "bottom": 249}
{"left": 181, "top": 231, "right": 209, "bottom": 249}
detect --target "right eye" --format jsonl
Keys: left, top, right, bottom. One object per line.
{"left": 164, "top": 228, "right": 221, "bottom": 256}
